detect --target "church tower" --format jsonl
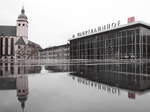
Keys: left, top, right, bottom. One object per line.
{"left": 17, "top": 7, "right": 28, "bottom": 44}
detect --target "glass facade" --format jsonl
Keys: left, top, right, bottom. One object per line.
{"left": 70, "top": 24, "right": 150, "bottom": 59}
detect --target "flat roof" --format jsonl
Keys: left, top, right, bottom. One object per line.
{"left": 40, "top": 43, "right": 69, "bottom": 51}
{"left": 69, "top": 21, "right": 150, "bottom": 41}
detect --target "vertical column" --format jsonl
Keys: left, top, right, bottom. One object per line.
{"left": 141, "top": 34, "right": 143, "bottom": 60}
{"left": 134, "top": 30, "right": 136, "bottom": 60}
{"left": 146, "top": 33, "right": 148, "bottom": 59}
{"left": 11, "top": 38, "right": 14, "bottom": 56}
{"left": 8, "top": 38, "right": 11, "bottom": 56}
{"left": 105, "top": 38, "right": 106, "bottom": 61}
{"left": 139, "top": 33, "right": 142, "bottom": 60}
{"left": 131, "top": 31, "right": 134, "bottom": 59}
{"left": 77, "top": 39, "right": 81, "bottom": 59}
{"left": 94, "top": 36, "right": 97, "bottom": 59}
{"left": 126, "top": 31, "right": 128, "bottom": 59}
{"left": 2, "top": 63, "right": 4, "bottom": 75}
{"left": 5, "top": 38, "right": 8, "bottom": 56}
{"left": 118, "top": 32, "right": 120, "bottom": 60}
{"left": 120, "top": 32, "right": 122, "bottom": 60}
{"left": 116, "top": 33, "right": 118, "bottom": 60}
{"left": 8, "top": 63, "right": 10, "bottom": 73}
{"left": 0, "top": 38, "right": 2, "bottom": 56}
{"left": 85, "top": 40, "right": 87, "bottom": 59}
{"left": 3, "top": 37, "right": 5, "bottom": 56}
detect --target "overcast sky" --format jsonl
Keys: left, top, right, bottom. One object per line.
{"left": 0, "top": 0, "right": 150, "bottom": 48}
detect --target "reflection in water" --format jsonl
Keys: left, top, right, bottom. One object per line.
{"left": 1, "top": 62, "right": 150, "bottom": 111}
{"left": 16, "top": 76, "right": 28, "bottom": 112}
{"left": 0, "top": 63, "right": 40, "bottom": 112}
{"left": 45, "top": 64, "right": 70, "bottom": 72}
{"left": 69, "top": 63, "right": 150, "bottom": 99}
{"left": 72, "top": 75, "right": 121, "bottom": 95}
{"left": 0, "top": 75, "right": 28, "bottom": 112}
{"left": 0, "top": 62, "right": 41, "bottom": 76}
{"left": 70, "top": 63, "right": 150, "bottom": 90}
{"left": 44, "top": 62, "right": 150, "bottom": 99}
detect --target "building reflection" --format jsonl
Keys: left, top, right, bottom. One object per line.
{"left": 72, "top": 75, "right": 121, "bottom": 95}
{"left": 0, "top": 75, "right": 28, "bottom": 112}
{"left": 0, "top": 62, "right": 41, "bottom": 76}
{"left": 45, "top": 64, "right": 70, "bottom": 72}
{"left": 0, "top": 63, "right": 41, "bottom": 111}
{"left": 69, "top": 63, "right": 150, "bottom": 99}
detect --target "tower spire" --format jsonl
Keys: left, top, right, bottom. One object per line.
{"left": 21, "top": 6, "right": 25, "bottom": 14}
{"left": 18, "top": 5, "right": 28, "bottom": 20}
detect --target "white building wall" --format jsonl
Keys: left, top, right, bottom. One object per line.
{"left": 16, "top": 19, "right": 28, "bottom": 45}
{"left": 17, "top": 22, "right": 28, "bottom": 38}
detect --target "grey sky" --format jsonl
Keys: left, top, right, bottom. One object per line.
{"left": 0, "top": 0, "right": 150, "bottom": 48}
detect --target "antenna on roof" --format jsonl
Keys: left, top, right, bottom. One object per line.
{"left": 21, "top": 0, "right": 25, "bottom": 10}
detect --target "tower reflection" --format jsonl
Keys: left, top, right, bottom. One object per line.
{"left": 16, "top": 76, "right": 28, "bottom": 112}
{"left": 0, "top": 75, "right": 28, "bottom": 111}
{"left": 0, "top": 62, "right": 41, "bottom": 111}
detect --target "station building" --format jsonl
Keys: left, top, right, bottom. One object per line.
{"left": 70, "top": 21, "right": 150, "bottom": 60}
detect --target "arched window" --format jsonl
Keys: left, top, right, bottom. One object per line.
{"left": 0, "top": 38, "right": 3, "bottom": 56}
{"left": 5, "top": 38, "right": 8, "bottom": 55}
{"left": 11, "top": 38, "right": 14, "bottom": 55}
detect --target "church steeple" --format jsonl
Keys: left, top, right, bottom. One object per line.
{"left": 21, "top": 6, "right": 25, "bottom": 14}
{"left": 18, "top": 6, "right": 28, "bottom": 20}
{"left": 16, "top": 6, "right": 28, "bottom": 43}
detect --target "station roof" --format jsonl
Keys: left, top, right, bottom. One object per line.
{"left": 39, "top": 43, "right": 69, "bottom": 51}
{"left": 69, "top": 21, "right": 150, "bottom": 41}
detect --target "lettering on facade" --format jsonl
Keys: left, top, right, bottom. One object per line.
{"left": 73, "top": 20, "right": 121, "bottom": 38}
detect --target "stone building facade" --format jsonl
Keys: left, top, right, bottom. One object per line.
{"left": 38, "top": 44, "right": 69, "bottom": 59}
{"left": 0, "top": 7, "right": 41, "bottom": 60}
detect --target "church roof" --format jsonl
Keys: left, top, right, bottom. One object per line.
{"left": 0, "top": 26, "right": 16, "bottom": 36}
{"left": 15, "top": 37, "right": 26, "bottom": 45}
{"left": 28, "top": 40, "right": 42, "bottom": 49}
